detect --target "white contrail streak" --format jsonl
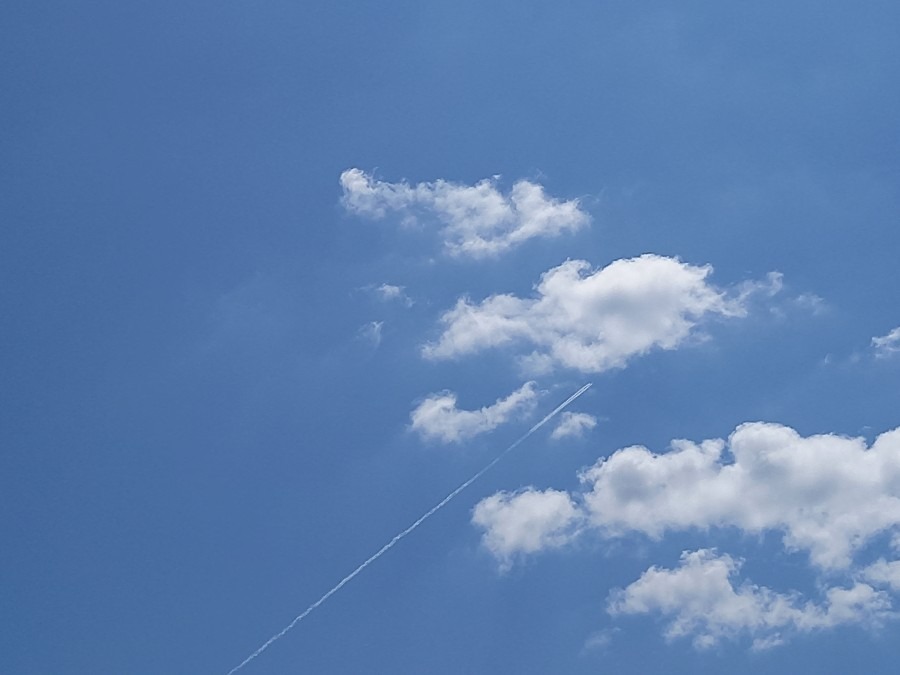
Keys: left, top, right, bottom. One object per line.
{"left": 225, "top": 382, "right": 592, "bottom": 675}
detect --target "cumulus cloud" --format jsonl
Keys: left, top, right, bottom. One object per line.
{"left": 862, "top": 559, "right": 900, "bottom": 592}
{"left": 472, "top": 423, "right": 900, "bottom": 648}
{"left": 471, "top": 488, "right": 582, "bottom": 570}
{"left": 423, "top": 255, "right": 769, "bottom": 374}
{"left": 340, "top": 168, "right": 589, "bottom": 258}
{"left": 872, "top": 327, "right": 900, "bottom": 358}
{"left": 409, "top": 382, "right": 538, "bottom": 444}
{"left": 473, "top": 423, "right": 900, "bottom": 569}
{"left": 608, "top": 549, "right": 893, "bottom": 650}
{"left": 551, "top": 412, "right": 598, "bottom": 440}
{"left": 580, "top": 423, "right": 900, "bottom": 569}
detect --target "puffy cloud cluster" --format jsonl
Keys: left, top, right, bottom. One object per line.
{"left": 471, "top": 422, "right": 900, "bottom": 647}
{"left": 340, "top": 168, "right": 589, "bottom": 258}
{"left": 581, "top": 423, "right": 900, "bottom": 569}
{"left": 424, "top": 255, "right": 763, "bottom": 373}
{"left": 474, "top": 422, "right": 900, "bottom": 568}
{"left": 609, "top": 549, "right": 893, "bottom": 650}
{"left": 409, "top": 382, "right": 537, "bottom": 444}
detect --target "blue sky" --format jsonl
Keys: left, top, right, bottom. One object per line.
{"left": 3, "top": 1, "right": 900, "bottom": 673}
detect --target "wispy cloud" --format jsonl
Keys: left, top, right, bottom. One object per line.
{"left": 791, "top": 292, "right": 828, "bottom": 315}
{"left": 410, "top": 382, "right": 538, "bottom": 444}
{"left": 340, "top": 168, "right": 589, "bottom": 258}
{"left": 358, "top": 320, "right": 384, "bottom": 347}
{"left": 424, "top": 255, "right": 776, "bottom": 374}
{"left": 872, "top": 326, "right": 900, "bottom": 358}
{"left": 372, "top": 283, "right": 413, "bottom": 307}
{"left": 581, "top": 628, "right": 619, "bottom": 654}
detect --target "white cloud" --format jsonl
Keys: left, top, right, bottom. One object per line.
{"left": 872, "top": 327, "right": 900, "bottom": 358}
{"left": 580, "top": 423, "right": 900, "bottom": 569}
{"left": 409, "top": 382, "right": 538, "bottom": 444}
{"left": 358, "top": 320, "right": 383, "bottom": 347}
{"left": 374, "top": 283, "right": 413, "bottom": 307}
{"left": 862, "top": 559, "right": 900, "bottom": 592}
{"left": 792, "top": 292, "right": 827, "bottom": 315}
{"left": 551, "top": 412, "right": 598, "bottom": 440}
{"left": 473, "top": 423, "right": 900, "bottom": 569}
{"left": 340, "top": 168, "right": 589, "bottom": 258}
{"left": 608, "top": 549, "right": 893, "bottom": 650}
{"left": 471, "top": 487, "right": 582, "bottom": 570}
{"left": 736, "top": 270, "right": 784, "bottom": 301}
{"left": 581, "top": 628, "right": 619, "bottom": 653}
{"left": 423, "top": 255, "right": 767, "bottom": 374}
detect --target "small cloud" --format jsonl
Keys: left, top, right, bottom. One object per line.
{"left": 792, "top": 292, "right": 828, "bottom": 315}
{"left": 581, "top": 628, "right": 619, "bottom": 654}
{"left": 409, "top": 381, "right": 538, "bottom": 444}
{"left": 872, "top": 326, "right": 900, "bottom": 358}
{"left": 373, "top": 283, "right": 413, "bottom": 307}
{"left": 471, "top": 487, "right": 582, "bottom": 571}
{"left": 358, "top": 320, "right": 384, "bottom": 347}
{"left": 737, "top": 271, "right": 784, "bottom": 302}
{"left": 551, "top": 412, "right": 597, "bottom": 440}
{"left": 750, "top": 634, "right": 786, "bottom": 652}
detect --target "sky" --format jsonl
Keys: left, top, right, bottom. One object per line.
{"left": 2, "top": 1, "right": 900, "bottom": 673}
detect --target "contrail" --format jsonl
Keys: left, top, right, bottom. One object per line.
{"left": 225, "top": 382, "right": 592, "bottom": 675}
